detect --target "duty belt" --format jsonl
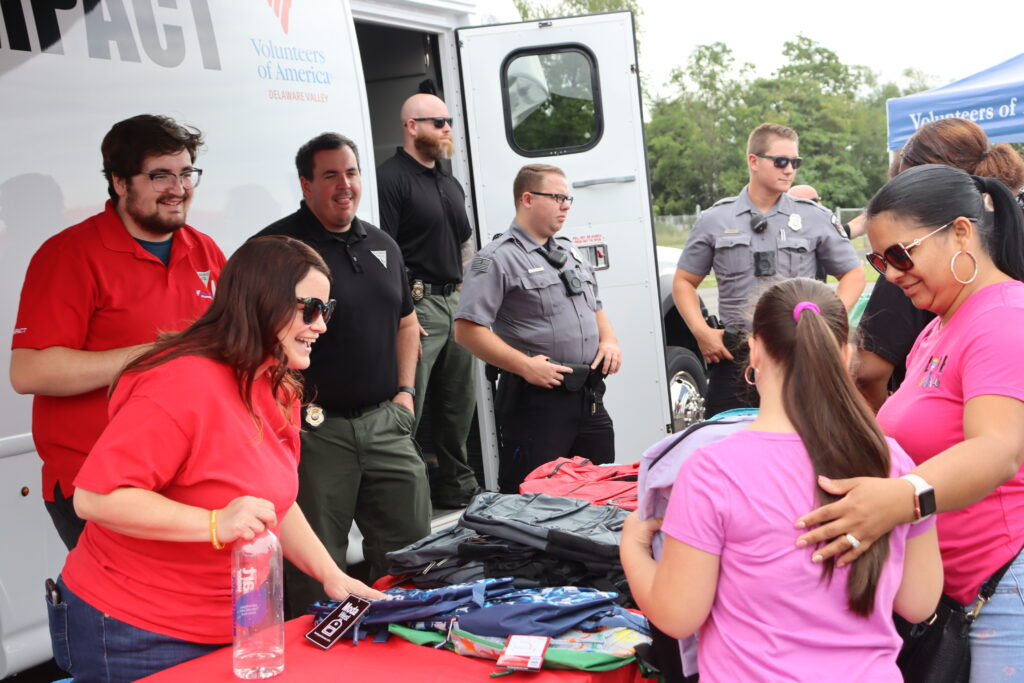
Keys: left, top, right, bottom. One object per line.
{"left": 412, "top": 279, "right": 458, "bottom": 300}
{"left": 304, "top": 401, "right": 389, "bottom": 426}
{"left": 485, "top": 360, "right": 594, "bottom": 393}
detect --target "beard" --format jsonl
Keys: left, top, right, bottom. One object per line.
{"left": 413, "top": 130, "right": 454, "bottom": 161}
{"left": 123, "top": 188, "right": 188, "bottom": 237}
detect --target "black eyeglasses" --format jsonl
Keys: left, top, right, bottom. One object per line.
{"left": 296, "top": 297, "right": 336, "bottom": 324}
{"left": 865, "top": 220, "right": 963, "bottom": 275}
{"left": 138, "top": 169, "right": 203, "bottom": 191}
{"left": 528, "top": 191, "right": 574, "bottom": 206}
{"left": 411, "top": 117, "right": 453, "bottom": 129}
{"left": 756, "top": 154, "right": 803, "bottom": 170}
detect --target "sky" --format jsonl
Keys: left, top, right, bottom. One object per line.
{"left": 639, "top": 1, "right": 1021, "bottom": 99}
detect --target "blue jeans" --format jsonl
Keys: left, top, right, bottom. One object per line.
{"left": 47, "top": 576, "right": 223, "bottom": 683}
{"left": 970, "top": 552, "right": 1024, "bottom": 680}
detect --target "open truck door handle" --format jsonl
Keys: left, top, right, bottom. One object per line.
{"left": 572, "top": 175, "right": 636, "bottom": 188}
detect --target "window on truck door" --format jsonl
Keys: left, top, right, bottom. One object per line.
{"left": 501, "top": 45, "right": 603, "bottom": 156}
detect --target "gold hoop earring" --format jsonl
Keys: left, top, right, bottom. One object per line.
{"left": 744, "top": 366, "right": 757, "bottom": 385}
{"left": 950, "top": 250, "right": 978, "bottom": 285}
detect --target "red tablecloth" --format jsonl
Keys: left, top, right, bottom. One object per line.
{"left": 139, "top": 617, "right": 647, "bottom": 682}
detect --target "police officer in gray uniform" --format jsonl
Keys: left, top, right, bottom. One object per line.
{"left": 455, "top": 163, "right": 622, "bottom": 493}
{"left": 673, "top": 123, "right": 865, "bottom": 417}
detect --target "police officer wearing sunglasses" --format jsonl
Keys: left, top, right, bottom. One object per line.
{"left": 672, "top": 123, "right": 865, "bottom": 417}
{"left": 376, "top": 93, "right": 481, "bottom": 510}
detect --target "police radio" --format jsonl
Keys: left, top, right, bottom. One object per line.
{"left": 538, "top": 244, "right": 585, "bottom": 296}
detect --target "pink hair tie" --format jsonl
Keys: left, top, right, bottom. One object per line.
{"left": 793, "top": 301, "right": 820, "bottom": 322}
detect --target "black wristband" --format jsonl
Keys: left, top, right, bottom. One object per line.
{"left": 398, "top": 385, "right": 417, "bottom": 398}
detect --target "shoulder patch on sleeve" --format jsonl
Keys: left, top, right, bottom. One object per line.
{"left": 834, "top": 216, "right": 851, "bottom": 239}
{"left": 471, "top": 256, "right": 492, "bottom": 273}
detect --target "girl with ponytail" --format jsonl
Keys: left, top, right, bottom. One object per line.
{"left": 798, "top": 164, "right": 1024, "bottom": 680}
{"left": 622, "top": 278, "right": 941, "bottom": 682}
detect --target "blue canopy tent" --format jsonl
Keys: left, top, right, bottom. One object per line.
{"left": 887, "top": 53, "right": 1024, "bottom": 151}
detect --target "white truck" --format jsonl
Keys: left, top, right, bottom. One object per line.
{"left": 0, "top": 0, "right": 686, "bottom": 674}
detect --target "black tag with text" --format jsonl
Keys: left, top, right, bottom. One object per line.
{"left": 304, "top": 595, "right": 372, "bottom": 650}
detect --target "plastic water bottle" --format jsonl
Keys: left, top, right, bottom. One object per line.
{"left": 232, "top": 530, "right": 284, "bottom": 679}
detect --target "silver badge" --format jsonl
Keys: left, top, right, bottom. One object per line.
{"left": 411, "top": 280, "right": 425, "bottom": 301}
{"left": 788, "top": 213, "right": 803, "bottom": 231}
{"left": 570, "top": 246, "right": 583, "bottom": 263}
{"left": 304, "top": 405, "right": 325, "bottom": 428}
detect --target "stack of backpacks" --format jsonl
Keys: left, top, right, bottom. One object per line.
{"left": 385, "top": 492, "right": 633, "bottom": 604}
{"left": 311, "top": 577, "right": 654, "bottom": 674}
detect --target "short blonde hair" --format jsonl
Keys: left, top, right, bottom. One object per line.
{"left": 747, "top": 123, "right": 798, "bottom": 156}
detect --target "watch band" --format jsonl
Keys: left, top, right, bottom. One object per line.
{"left": 900, "top": 473, "right": 937, "bottom": 523}
{"left": 398, "top": 385, "right": 417, "bottom": 398}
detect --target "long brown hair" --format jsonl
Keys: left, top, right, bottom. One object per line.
{"left": 752, "top": 278, "right": 892, "bottom": 616}
{"left": 114, "top": 235, "right": 331, "bottom": 430}
{"left": 897, "top": 118, "right": 1024, "bottom": 191}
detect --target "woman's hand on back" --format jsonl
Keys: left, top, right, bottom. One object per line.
{"left": 216, "top": 496, "right": 278, "bottom": 544}
{"left": 794, "top": 475, "right": 915, "bottom": 566}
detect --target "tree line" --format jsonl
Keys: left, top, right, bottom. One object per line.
{"left": 513, "top": 0, "right": 935, "bottom": 216}
{"left": 647, "top": 38, "right": 930, "bottom": 215}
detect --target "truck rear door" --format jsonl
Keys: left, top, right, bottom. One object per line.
{"left": 456, "top": 11, "right": 670, "bottom": 476}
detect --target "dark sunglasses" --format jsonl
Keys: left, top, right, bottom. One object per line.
{"left": 411, "top": 116, "right": 453, "bottom": 129}
{"left": 756, "top": 153, "right": 803, "bottom": 170}
{"left": 865, "top": 220, "right": 959, "bottom": 275}
{"left": 296, "top": 297, "right": 336, "bottom": 324}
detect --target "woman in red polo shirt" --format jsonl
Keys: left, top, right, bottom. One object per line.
{"left": 47, "top": 235, "right": 386, "bottom": 683}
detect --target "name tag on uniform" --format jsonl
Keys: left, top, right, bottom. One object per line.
{"left": 527, "top": 267, "right": 544, "bottom": 273}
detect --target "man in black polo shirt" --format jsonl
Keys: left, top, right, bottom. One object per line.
{"left": 253, "top": 132, "right": 430, "bottom": 616}
{"left": 377, "top": 93, "right": 480, "bottom": 509}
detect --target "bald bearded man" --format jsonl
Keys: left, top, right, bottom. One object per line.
{"left": 376, "top": 93, "right": 482, "bottom": 509}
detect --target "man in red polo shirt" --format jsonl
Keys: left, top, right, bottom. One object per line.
{"left": 10, "top": 114, "right": 225, "bottom": 550}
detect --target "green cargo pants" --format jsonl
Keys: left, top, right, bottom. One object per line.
{"left": 413, "top": 291, "right": 479, "bottom": 498}
{"left": 284, "top": 401, "right": 431, "bottom": 618}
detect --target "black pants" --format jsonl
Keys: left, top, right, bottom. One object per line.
{"left": 495, "top": 373, "right": 614, "bottom": 493}
{"left": 705, "top": 339, "right": 759, "bottom": 418}
{"left": 44, "top": 482, "right": 85, "bottom": 551}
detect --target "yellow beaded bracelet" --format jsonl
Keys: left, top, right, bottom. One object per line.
{"left": 210, "top": 508, "right": 224, "bottom": 550}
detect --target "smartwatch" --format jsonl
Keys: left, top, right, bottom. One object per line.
{"left": 398, "top": 385, "right": 417, "bottom": 398}
{"left": 900, "top": 474, "right": 937, "bottom": 523}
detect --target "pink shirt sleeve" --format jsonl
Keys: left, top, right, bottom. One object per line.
{"left": 660, "top": 448, "right": 732, "bottom": 556}
{"left": 960, "top": 311, "right": 1024, "bottom": 403}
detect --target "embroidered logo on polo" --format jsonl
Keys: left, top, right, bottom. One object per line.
{"left": 371, "top": 250, "right": 387, "bottom": 268}
{"left": 919, "top": 355, "right": 948, "bottom": 388}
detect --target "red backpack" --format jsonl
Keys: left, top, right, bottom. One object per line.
{"left": 519, "top": 457, "right": 639, "bottom": 510}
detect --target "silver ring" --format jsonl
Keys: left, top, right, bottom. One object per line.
{"left": 844, "top": 533, "right": 861, "bottom": 549}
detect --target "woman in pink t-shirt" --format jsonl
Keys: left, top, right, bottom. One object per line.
{"left": 797, "top": 164, "right": 1024, "bottom": 680}
{"left": 48, "top": 236, "right": 387, "bottom": 682}
{"left": 621, "top": 278, "right": 942, "bottom": 682}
